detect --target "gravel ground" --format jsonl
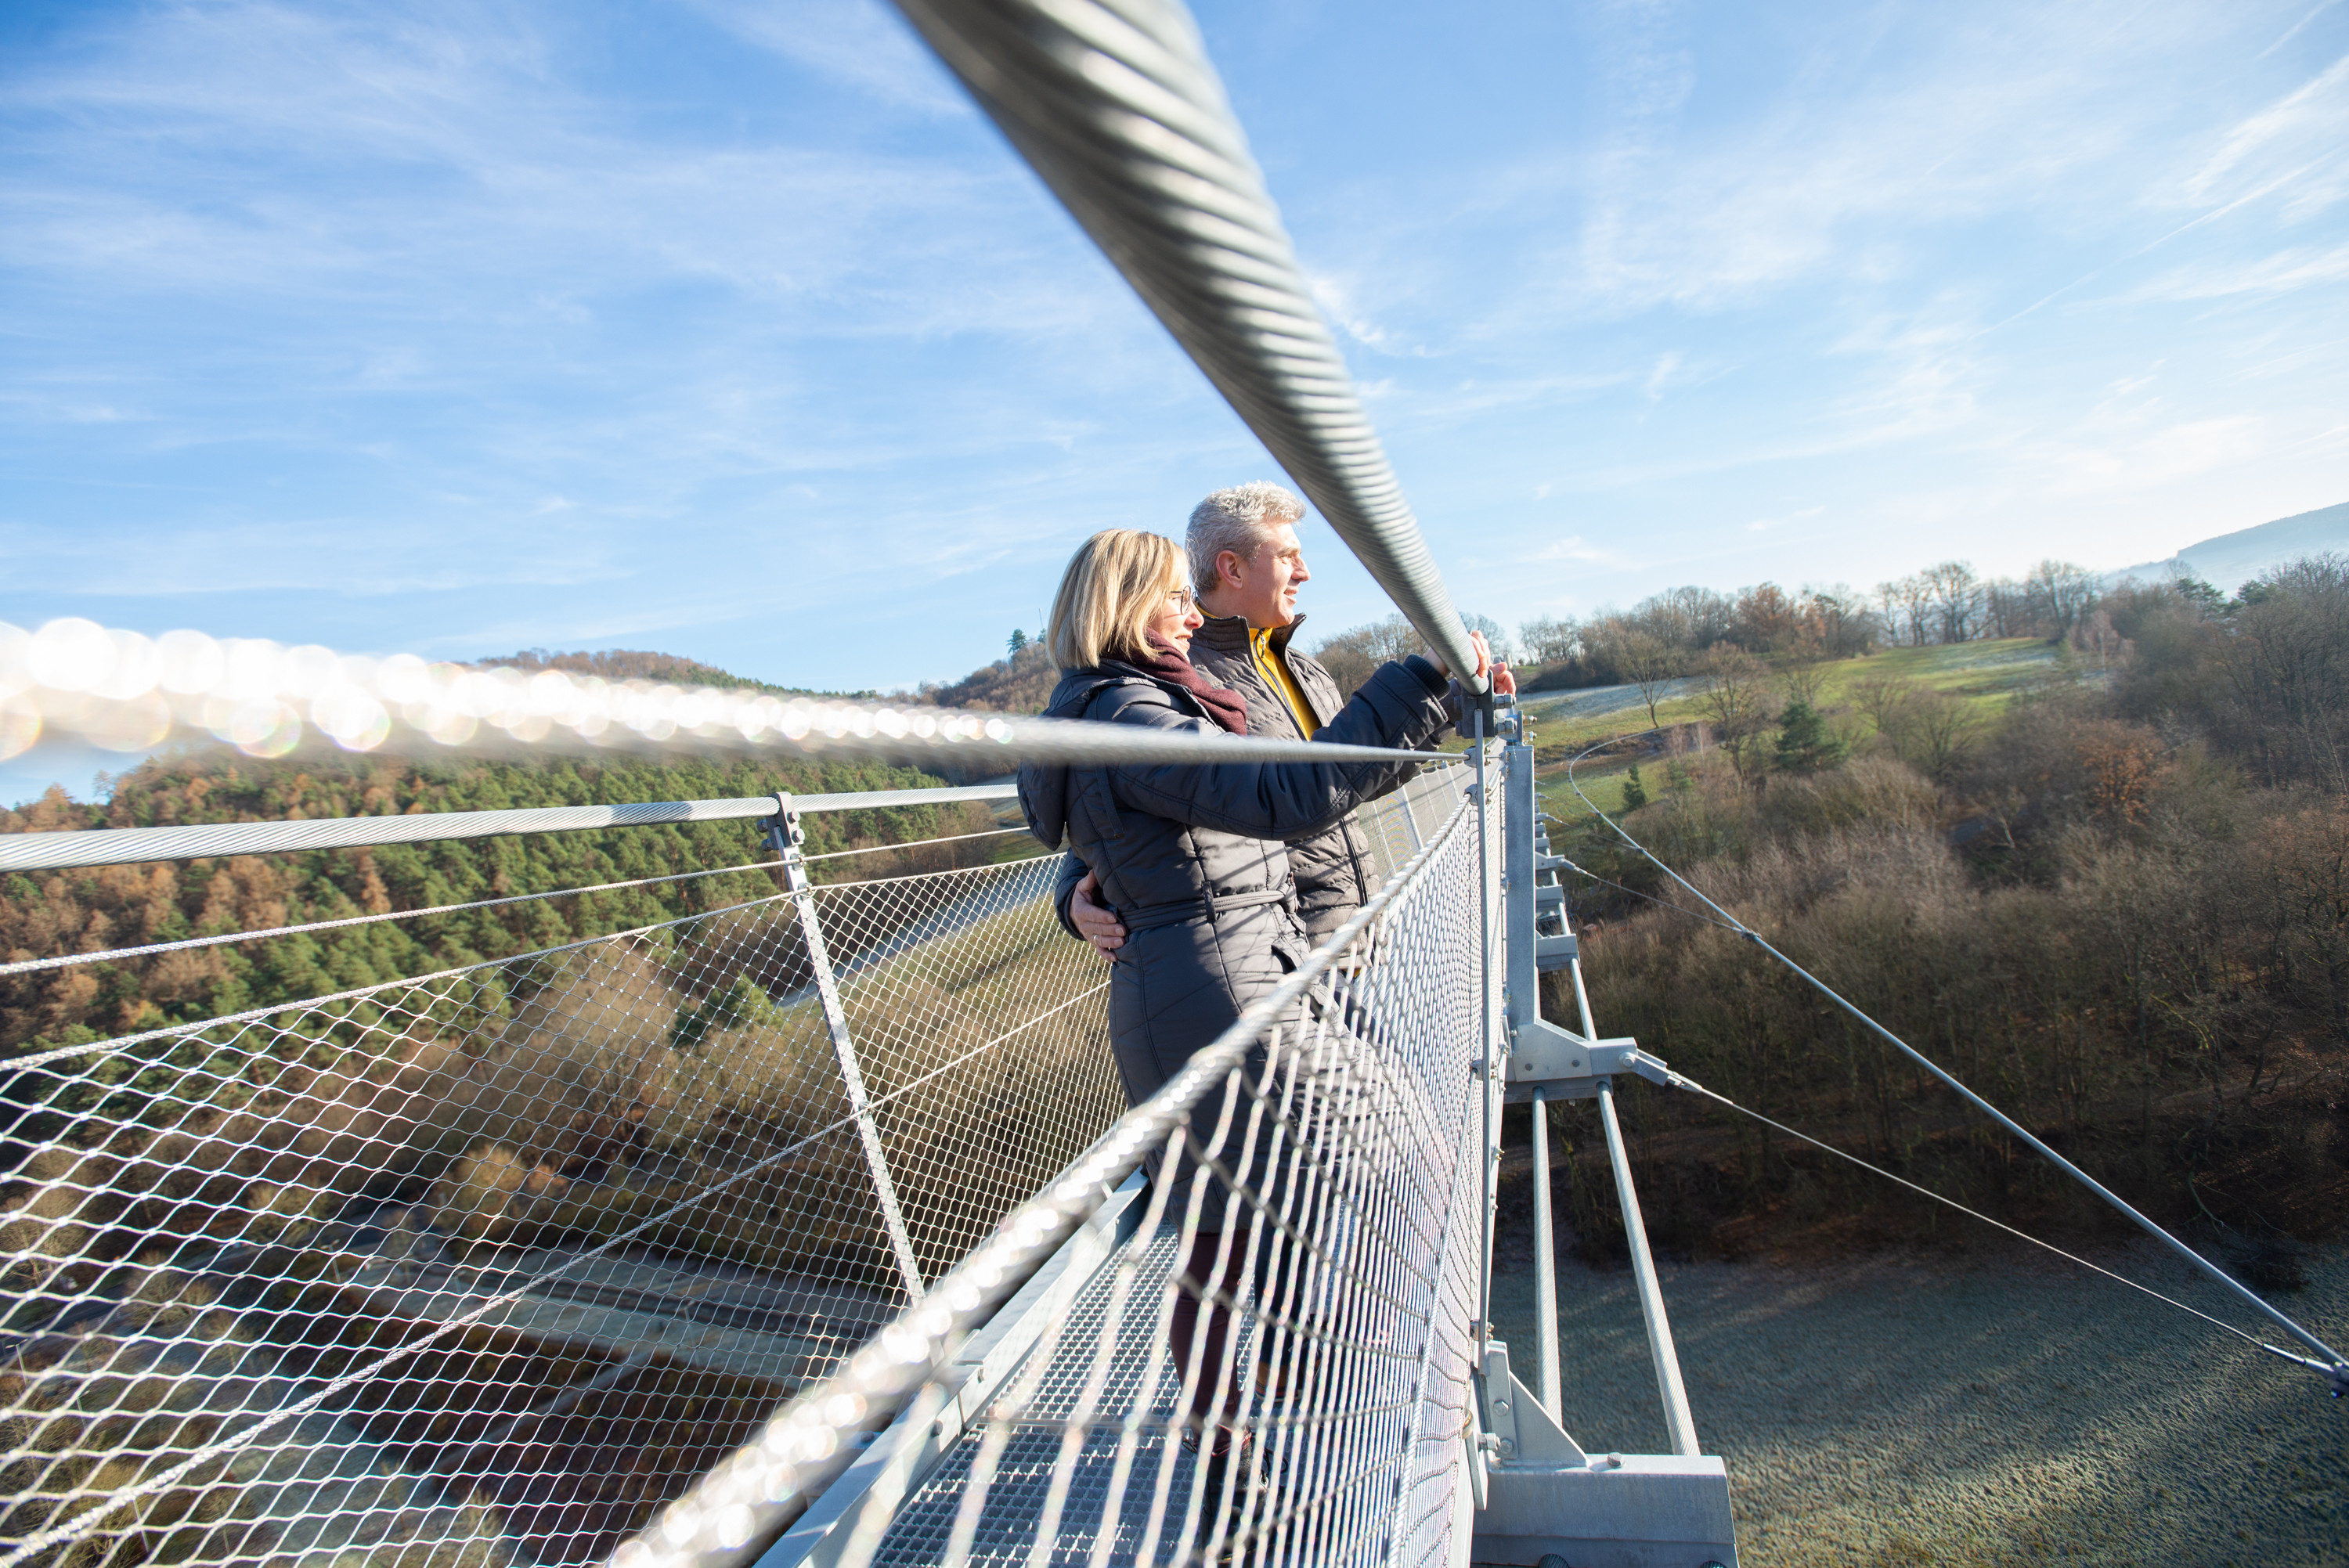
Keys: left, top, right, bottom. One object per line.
{"left": 1487, "top": 1242, "right": 2349, "bottom": 1566}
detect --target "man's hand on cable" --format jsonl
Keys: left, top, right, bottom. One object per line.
{"left": 1434, "top": 629, "right": 1515, "bottom": 696}
{"left": 1069, "top": 870, "right": 1128, "bottom": 959}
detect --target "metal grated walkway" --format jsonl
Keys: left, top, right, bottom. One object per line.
{"left": 868, "top": 1230, "right": 1193, "bottom": 1566}
{"left": 867, "top": 1222, "right": 1409, "bottom": 1568}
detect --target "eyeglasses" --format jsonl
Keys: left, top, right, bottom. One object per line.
{"left": 1164, "top": 586, "right": 1196, "bottom": 611}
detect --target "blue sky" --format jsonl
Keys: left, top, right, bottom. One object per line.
{"left": 5, "top": 0, "right": 2347, "bottom": 754}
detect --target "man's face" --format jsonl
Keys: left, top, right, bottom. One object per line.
{"left": 1217, "top": 522, "right": 1310, "bottom": 629}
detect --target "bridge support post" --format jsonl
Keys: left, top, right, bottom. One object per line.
{"left": 1470, "top": 738, "right": 1739, "bottom": 1566}
{"left": 767, "top": 795, "right": 927, "bottom": 1300}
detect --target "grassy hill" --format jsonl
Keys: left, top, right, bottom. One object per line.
{"left": 1529, "top": 636, "right": 2071, "bottom": 818}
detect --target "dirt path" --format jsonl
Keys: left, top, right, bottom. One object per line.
{"left": 1487, "top": 1243, "right": 2348, "bottom": 1566}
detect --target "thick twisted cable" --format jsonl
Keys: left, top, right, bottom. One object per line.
{"left": 1, "top": 722, "right": 1449, "bottom": 872}
{"left": 889, "top": 0, "right": 1485, "bottom": 690}
{"left": 606, "top": 795, "right": 1467, "bottom": 1568}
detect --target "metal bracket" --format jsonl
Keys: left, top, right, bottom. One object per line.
{"left": 1503, "top": 1020, "right": 1682, "bottom": 1101}
{"left": 1477, "top": 1340, "right": 1587, "bottom": 1470}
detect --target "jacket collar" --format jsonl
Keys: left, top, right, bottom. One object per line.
{"left": 1193, "top": 611, "right": 1308, "bottom": 655}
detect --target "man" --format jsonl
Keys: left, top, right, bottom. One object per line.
{"left": 1055, "top": 481, "right": 1509, "bottom": 954}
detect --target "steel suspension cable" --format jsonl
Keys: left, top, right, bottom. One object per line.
{"left": 888, "top": 0, "right": 1487, "bottom": 691}
{"left": 1561, "top": 744, "right": 2349, "bottom": 1391}
{"left": 1679, "top": 1076, "right": 2336, "bottom": 1380}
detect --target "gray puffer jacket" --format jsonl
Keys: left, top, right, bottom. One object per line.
{"left": 1019, "top": 654, "right": 1456, "bottom": 1138}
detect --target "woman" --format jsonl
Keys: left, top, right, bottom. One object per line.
{"left": 1016, "top": 528, "right": 1492, "bottom": 1519}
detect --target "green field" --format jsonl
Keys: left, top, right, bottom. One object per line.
{"left": 1526, "top": 636, "right": 2072, "bottom": 822}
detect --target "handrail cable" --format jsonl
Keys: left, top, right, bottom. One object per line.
{"left": 2, "top": 730, "right": 1451, "bottom": 874}
{"left": 1, "top": 887, "right": 787, "bottom": 1074}
{"left": 888, "top": 0, "right": 1488, "bottom": 693}
{"left": 0, "top": 856, "right": 785, "bottom": 979}
{"left": 607, "top": 795, "right": 1473, "bottom": 1568}
{"left": 0, "top": 825, "right": 1029, "bottom": 980}
{"left": 8, "top": 824, "right": 1079, "bottom": 1075}
{"left": 1561, "top": 743, "right": 2349, "bottom": 1391}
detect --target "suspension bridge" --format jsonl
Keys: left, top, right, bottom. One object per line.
{"left": 2, "top": 4, "right": 2340, "bottom": 1567}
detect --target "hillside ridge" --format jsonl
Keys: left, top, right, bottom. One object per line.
{"left": 2108, "top": 499, "right": 2348, "bottom": 590}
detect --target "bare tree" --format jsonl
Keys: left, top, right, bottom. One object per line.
{"left": 1802, "top": 584, "right": 1878, "bottom": 655}
{"left": 1983, "top": 578, "right": 2031, "bottom": 639}
{"left": 1618, "top": 631, "right": 1682, "bottom": 727}
{"left": 1517, "top": 614, "right": 1579, "bottom": 665}
{"left": 1697, "top": 644, "right": 1774, "bottom": 783}
{"left": 1921, "top": 561, "right": 1983, "bottom": 643}
{"left": 1312, "top": 615, "right": 1420, "bottom": 695}
{"left": 1882, "top": 687, "right": 1983, "bottom": 782}
{"left": 1876, "top": 575, "right": 1932, "bottom": 647}
{"left": 1631, "top": 585, "right": 1734, "bottom": 651}
{"left": 2026, "top": 559, "right": 2098, "bottom": 637}
{"left": 1461, "top": 611, "right": 1513, "bottom": 663}
{"left": 1850, "top": 672, "right": 1914, "bottom": 738}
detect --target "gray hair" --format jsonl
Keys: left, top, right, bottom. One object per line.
{"left": 1186, "top": 482, "right": 1306, "bottom": 589}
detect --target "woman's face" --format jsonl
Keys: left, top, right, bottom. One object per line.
{"left": 1145, "top": 579, "right": 1205, "bottom": 653}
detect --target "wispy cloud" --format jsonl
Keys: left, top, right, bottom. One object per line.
{"left": 2121, "top": 240, "right": 2349, "bottom": 301}
{"left": 2182, "top": 50, "right": 2349, "bottom": 207}
{"left": 680, "top": 0, "right": 968, "bottom": 114}
{"left": 2, "top": 0, "right": 2343, "bottom": 703}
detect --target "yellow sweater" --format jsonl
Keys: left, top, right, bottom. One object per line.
{"left": 1250, "top": 626, "right": 1319, "bottom": 739}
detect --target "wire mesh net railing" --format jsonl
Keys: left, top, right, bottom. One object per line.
{"left": 1348, "top": 765, "right": 1460, "bottom": 887}
{"left": 0, "top": 827, "right": 1121, "bottom": 1568}
{"left": 620, "top": 761, "right": 1491, "bottom": 1568}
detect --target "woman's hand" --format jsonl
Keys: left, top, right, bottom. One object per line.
{"left": 1069, "top": 871, "right": 1128, "bottom": 960}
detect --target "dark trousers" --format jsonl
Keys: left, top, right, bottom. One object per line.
{"left": 1167, "top": 1219, "right": 1304, "bottom": 1456}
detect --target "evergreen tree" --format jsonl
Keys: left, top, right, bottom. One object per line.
{"left": 1773, "top": 698, "right": 1846, "bottom": 773}
{"left": 1008, "top": 628, "right": 1028, "bottom": 654}
{"left": 1618, "top": 762, "right": 1649, "bottom": 813}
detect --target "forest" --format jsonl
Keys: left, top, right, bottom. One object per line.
{"left": 1532, "top": 556, "right": 2349, "bottom": 1278}
{"left": 8, "top": 555, "right": 2344, "bottom": 1273}
{"left": 0, "top": 750, "right": 1005, "bottom": 1058}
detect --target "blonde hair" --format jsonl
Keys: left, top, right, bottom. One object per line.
{"left": 1048, "top": 529, "right": 1187, "bottom": 671}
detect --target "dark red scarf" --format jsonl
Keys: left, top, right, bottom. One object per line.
{"left": 1134, "top": 636, "right": 1249, "bottom": 736}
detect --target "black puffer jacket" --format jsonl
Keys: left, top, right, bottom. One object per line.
{"left": 1019, "top": 654, "right": 1455, "bottom": 1140}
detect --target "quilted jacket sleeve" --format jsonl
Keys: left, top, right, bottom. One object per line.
{"left": 1104, "top": 657, "right": 1455, "bottom": 842}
